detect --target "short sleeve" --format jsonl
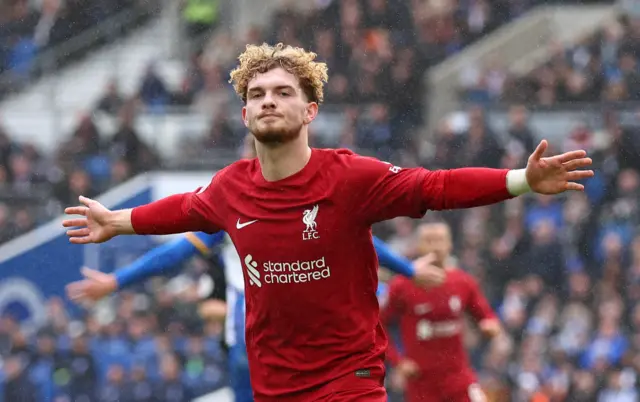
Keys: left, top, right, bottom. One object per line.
{"left": 342, "top": 153, "right": 428, "bottom": 224}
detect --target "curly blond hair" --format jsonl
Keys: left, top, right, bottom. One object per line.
{"left": 229, "top": 43, "right": 329, "bottom": 104}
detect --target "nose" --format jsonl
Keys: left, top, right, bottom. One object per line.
{"left": 261, "top": 92, "right": 276, "bottom": 110}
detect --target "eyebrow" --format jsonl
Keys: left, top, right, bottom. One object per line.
{"left": 248, "top": 85, "right": 297, "bottom": 94}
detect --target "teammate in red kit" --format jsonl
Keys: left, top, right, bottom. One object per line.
{"left": 63, "top": 43, "right": 593, "bottom": 401}
{"left": 382, "top": 222, "right": 500, "bottom": 402}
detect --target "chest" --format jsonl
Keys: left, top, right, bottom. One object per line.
{"left": 404, "top": 284, "right": 468, "bottom": 322}
{"left": 223, "top": 176, "right": 358, "bottom": 252}
{"left": 223, "top": 188, "right": 365, "bottom": 292}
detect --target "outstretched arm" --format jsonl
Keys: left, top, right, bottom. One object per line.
{"left": 348, "top": 141, "right": 593, "bottom": 224}
{"left": 423, "top": 140, "right": 593, "bottom": 209}
{"left": 115, "top": 232, "right": 226, "bottom": 289}
{"left": 64, "top": 172, "right": 227, "bottom": 244}
{"left": 66, "top": 232, "right": 226, "bottom": 303}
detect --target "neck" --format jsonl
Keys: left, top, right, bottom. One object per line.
{"left": 255, "top": 133, "right": 311, "bottom": 182}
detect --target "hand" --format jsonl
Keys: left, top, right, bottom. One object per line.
{"left": 63, "top": 196, "right": 117, "bottom": 244}
{"left": 199, "top": 300, "right": 228, "bottom": 322}
{"left": 479, "top": 319, "right": 501, "bottom": 338}
{"left": 389, "top": 369, "right": 407, "bottom": 391}
{"left": 66, "top": 267, "right": 118, "bottom": 303}
{"left": 412, "top": 253, "right": 446, "bottom": 288}
{"left": 396, "top": 358, "right": 420, "bottom": 379}
{"left": 525, "top": 140, "right": 594, "bottom": 194}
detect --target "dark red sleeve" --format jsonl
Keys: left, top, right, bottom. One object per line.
{"left": 131, "top": 171, "right": 227, "bottom": 235}
{"left": 422, "top": 167, "right": 513, "bottom": 211}
{"left": 379, "top": 277, "right": 406, "bottom": 366}
{"left": 463, "top": 273, "right": 497, "bottom": 323}
{"left": 344, "top": 152, "right": 513, "bottom": 224}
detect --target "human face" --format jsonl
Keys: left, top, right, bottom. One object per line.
{"left": 416, "top": 223, "right": 452, "bottom": 267}
{"left": 242, "top": 67, "right": 317, "bottom": 145}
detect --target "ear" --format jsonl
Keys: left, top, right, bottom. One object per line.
{"left": 304, "top": 102, "right": 319, "bottom": 125}
{"left": 242, "top": 106, "right": 249, "bottom": 128}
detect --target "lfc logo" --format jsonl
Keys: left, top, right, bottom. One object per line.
{"left": 302, "top": 205, "right": 320, "bottom": 241}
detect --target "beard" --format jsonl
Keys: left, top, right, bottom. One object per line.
{"left": 250, "top": 118, "right": 302, "bottom": 145}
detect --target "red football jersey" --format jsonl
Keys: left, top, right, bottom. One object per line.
{"left": 189, "top": 149, "right": 433, "bottom": 400}
{"left": 381, "top": 269, "right": 496, "bottom": 380}
{"left": 131, "top": 148, "right": 512, "bottom": 401}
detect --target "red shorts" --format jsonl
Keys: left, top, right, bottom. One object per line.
{"left": 405, "top": 372, "right": 485, "bottom": 402}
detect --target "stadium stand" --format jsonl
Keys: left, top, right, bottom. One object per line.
{"left": 461, "top": 12, "right": 640, "bottom": 105}
{"left": 0, "top": 0, "right": 160, "bottom": 99}
{"left": 1, "top": 0, "right": 639, "bottom": 400}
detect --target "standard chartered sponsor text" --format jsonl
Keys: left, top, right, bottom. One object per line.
{"left": 244, "top": 255, "right": 331, "bottom": 286}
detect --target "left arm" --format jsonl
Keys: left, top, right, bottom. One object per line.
{"left": 346, "top": 153, "right": 525, "bottom": 223}
{"left": 341, "top": 142, "right": 592, "bottom": 223}
{"left": 115, "top": 231, "right": 226, "bottom": 289}
{"left": 66, "top": 232, "right": 226, "bottom": 304}
{"left": 465, "top": 274, "right": 501, "bottom": 338}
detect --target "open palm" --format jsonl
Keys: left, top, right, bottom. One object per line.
{"left": 66, "top": 267, "right": 117, "bottom": 303}
{"left": 526, "top": 140, "right": 594, "bottom": 194}
{"left": 63, "top": 196, "right": 116, "bottom": 244}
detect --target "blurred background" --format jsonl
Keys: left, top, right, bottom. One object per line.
{"left": 0, "top": 0, "right": 637, "bottom": 400}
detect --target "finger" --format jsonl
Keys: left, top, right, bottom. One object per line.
{"left": 78, "top": 196, "right": 95, "bottom": 207}
{"left": 551, "top": 149, "right": 587, "bottom": 164}
{"left": 565, "top": 170, "right": 594, "bottom": 181}
{"left": 530, "top": 139, "right": 548, "bottom": 161}
{"left": 66, "top": 228, "right": 90, "bottom": 238}
{"left": 566, "top": 182, "right": 585, "bottom": 191}
{"left": 81, "top": 267, "right": 107, "bottom": 280}
{"left": 65, "top": 283, "right": 86, "bottom": 300}
{"left": 415, "top": 252, "right": 437, "bottom": 264}
{"left": 69, "top": 237, "right": 93, "bottom": 245}
{"left": 62, "top": 218, "right": 87, "bottom": 228}
{"left": 64, "top": 206, "right": 88, "bottom": 216}
{"left": 66, "top": 287, "right": 85, "bottom": 300}
{"left": 562, "top": 157, "right": 592, "bottom": 171}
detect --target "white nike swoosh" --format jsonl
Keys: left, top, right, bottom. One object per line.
{"left": 236, "top": 219, "right": 258, "bottom": 229}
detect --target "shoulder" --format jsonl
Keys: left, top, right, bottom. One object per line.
{"left": 217, "top": 158, "right": 256, "bottom": 180}
{"left": 203, "top": 159, "right": 257, "bottom": 189}
{"left": 448, "top": 269, "right": 480, "bottom": 290}
{"left": 314, "top": 148, "right": 398, "bottom": 179}
{"left": 317, "top": 148, "right": 383, "bottom": 165}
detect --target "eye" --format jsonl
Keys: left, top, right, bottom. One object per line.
{"left": 280, "top": 91, "right": 290, "bottom": 97}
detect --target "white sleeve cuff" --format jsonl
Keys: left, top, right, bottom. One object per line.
{"left": 506, "top": 169, "right": 531, "bottom": 196}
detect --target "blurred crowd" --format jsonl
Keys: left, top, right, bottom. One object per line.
{"left": 385, "top": 103, "right": 640, "bottom": 401}
{"left": 107, "top": 0, "right": 561, "bottom": 161}
{"left": 0, "top": 98, "right": 160, "bottom": 244}
{"left": 0, "top": 260, "right": 229, "bottom": 402}
{"left": 0, "top": 0, "right": 156, "bottom": 98}
{"left": 1, "top": 0, "right": 638, "bottom": 401}
{"left": 0, "top": 0, "right": 551, "bottom": 245}
{"left": 460, "top": 12, "right": 640, "bottom": 105}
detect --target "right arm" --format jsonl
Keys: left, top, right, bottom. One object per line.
{"left": 130, "top": 190, "right": 222, "bottom": 235}
{"left": 115, "top": 231, "right": 226, "bottom": 289}
{"left": 64, "top": 171, "right": 228, "bottom": 244}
